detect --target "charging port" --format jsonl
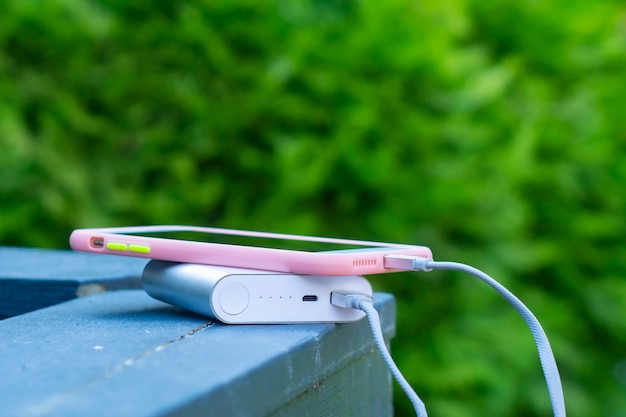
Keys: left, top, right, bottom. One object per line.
{"left": 302, "top": 295, "right": 318, "bottom": 302}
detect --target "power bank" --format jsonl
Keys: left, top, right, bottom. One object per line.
{"left": 142, "top": 260, "right": 373, "bottom": 324}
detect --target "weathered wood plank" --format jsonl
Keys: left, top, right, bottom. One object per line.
{"left": 0, "top": 247, "right": 148, "bottom": 318}
{"left": 0, "top": 289, "right": 396, "bottom": 417}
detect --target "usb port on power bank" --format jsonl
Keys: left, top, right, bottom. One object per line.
{"left": 302, "top": 295, "right": 318, "bottom": 302}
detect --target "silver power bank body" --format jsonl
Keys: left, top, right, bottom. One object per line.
{"left": 142, "top": 260, "right": 373, "bottom": 324}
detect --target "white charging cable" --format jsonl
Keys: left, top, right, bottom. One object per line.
{"left": 331, "top": 292, "right": 429, "bottom": 417}
{"left": 332, "top": 255, "right": 567, "bottom": 417}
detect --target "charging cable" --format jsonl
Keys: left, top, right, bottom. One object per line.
{"left": 331, "top": 292, "right": 429, "bottom": 417}
{"left": 332, "top": 256, "right": 567, "bottom": 417}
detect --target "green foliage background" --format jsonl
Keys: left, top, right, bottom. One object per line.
{"left": 2, "top": 0, "right": 626, "bottom": 415}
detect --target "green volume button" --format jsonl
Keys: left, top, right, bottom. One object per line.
{"left": 129, "top": 244, "right": 151, "bottom": 254}
{"left": 106, "top": 242, "right": 128, "bottom": 251}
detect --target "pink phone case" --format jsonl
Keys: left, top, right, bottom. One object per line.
{"left": 70, "top": 225, "right": 432, "bottom": 276}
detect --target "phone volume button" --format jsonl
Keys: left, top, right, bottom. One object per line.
{"left": 106, "top": 242, "right": 128, "bottom": 251}
{"left": 129, "top": 244, "right": 151, "bottom": 254}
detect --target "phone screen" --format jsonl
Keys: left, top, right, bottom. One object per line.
{"left": 113, "top": 230, "right": 387, "bottom": 252}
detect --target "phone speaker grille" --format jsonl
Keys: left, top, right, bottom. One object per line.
{"left": 353, "top": 259, "right": 377, "bottom": 268}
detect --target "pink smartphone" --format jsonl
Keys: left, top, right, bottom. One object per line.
{"left": 70, "top": 225, "right": 432, "bottom": 276}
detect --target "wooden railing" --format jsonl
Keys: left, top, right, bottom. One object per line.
{"left": 0, "top": 247, "right": 396, "bottom": 417}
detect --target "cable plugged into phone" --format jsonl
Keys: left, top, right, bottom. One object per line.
{"left": 383, "top": 254, "right": 433, "bottom": 272}
{"left": 379, "top": 254, "right": 567, "bottom": 417}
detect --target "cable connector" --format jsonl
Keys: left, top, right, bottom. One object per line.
{"left": 383, "top": 254, "right": 433, "bottom": 272}
{"left": 330, "top": 292, "right": 374, "bottom": 309}
{"left": 331, "top": 290, "right": 429, "bottom": 417}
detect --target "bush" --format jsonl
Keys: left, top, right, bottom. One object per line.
{"left": 2, "top": 0, "right": 626, "bottom": 415}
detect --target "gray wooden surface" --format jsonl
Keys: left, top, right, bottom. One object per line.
{"left": 0, "top": 248, "right": 396, "bottom": 417}
{"left": 0, "top": 247, "right": 148, "bottom": 318}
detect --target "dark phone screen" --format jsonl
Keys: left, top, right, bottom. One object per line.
{"left": 115, "top": 230, "right": 385, "bottom": 252}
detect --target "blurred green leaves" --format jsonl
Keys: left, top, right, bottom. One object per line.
{"left": 2, "top": 0, "right": 626, "bottom": 415}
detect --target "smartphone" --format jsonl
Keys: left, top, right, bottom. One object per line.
{"left": 69, "top": 225, "right": 432, "bottom": 276}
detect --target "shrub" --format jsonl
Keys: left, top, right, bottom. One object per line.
{"left": 2, "top": 0, "right": 625, "bottom": 415}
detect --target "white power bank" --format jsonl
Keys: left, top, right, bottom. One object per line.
{"left": 142, "top": 260, "right": 373, "bottom": 324}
